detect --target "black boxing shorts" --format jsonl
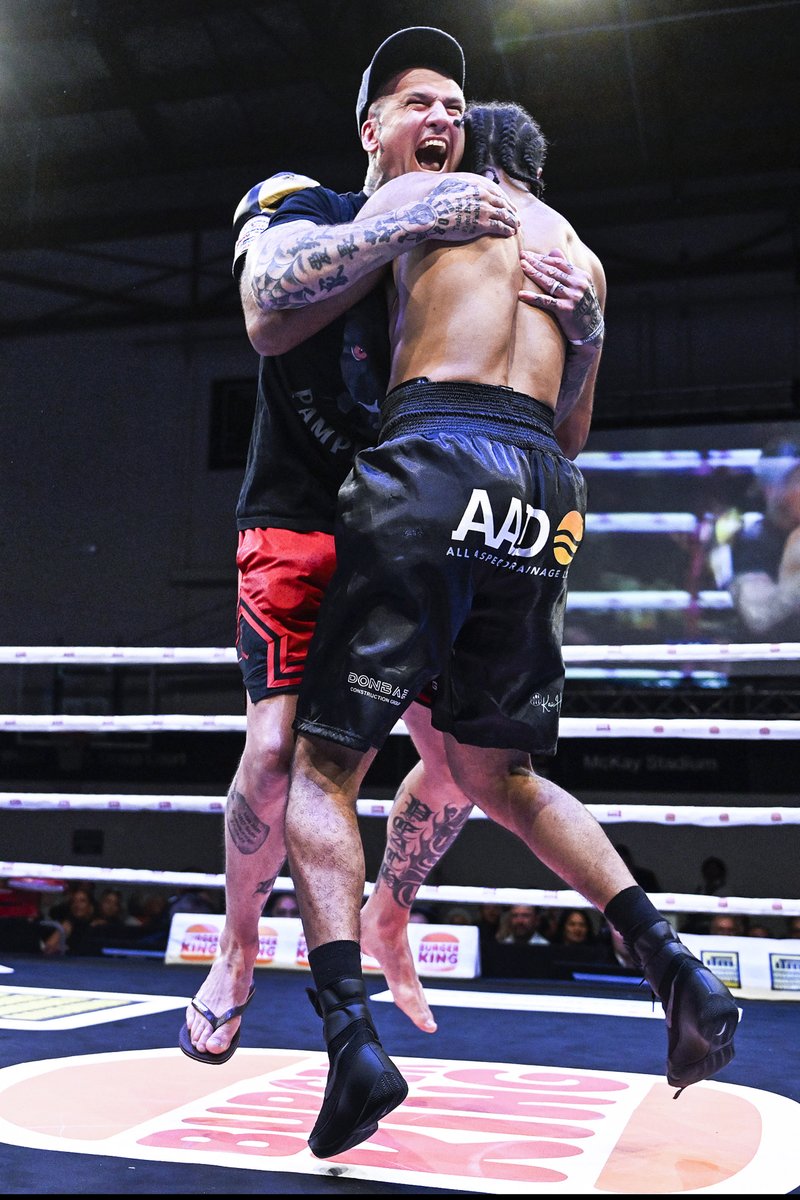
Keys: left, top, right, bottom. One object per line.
{"left": 294, "top": 379, "right": 587, "bottom": 755}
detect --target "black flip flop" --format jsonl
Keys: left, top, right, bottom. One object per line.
{"left": 178, "top": 983, "right": 255, "bottom": 1065}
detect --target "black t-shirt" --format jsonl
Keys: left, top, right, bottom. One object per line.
{"left": 235, "top": 186, "right": 389, "bottom": 533}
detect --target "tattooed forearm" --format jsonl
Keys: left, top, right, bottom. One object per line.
{"left": 573, "top": 281, "right": 602, "bottom": 335}
{"left": 249, "top": 179, "right": 485, "bottom": 314}
{"left": 377, "top": 791, "right": 473, "bottom": 910}
{"left": 556, "top": 347, "right": 595, "bottom": 421}
{"left": 226, "top": 786, "right": 270, "bottom": 854}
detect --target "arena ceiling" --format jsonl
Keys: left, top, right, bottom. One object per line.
{"left": 1, "top": 0, "right": 797, "bottom": 337}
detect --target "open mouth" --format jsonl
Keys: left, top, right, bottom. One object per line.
{"left": 415, "top": 138, "right": 448, "bottom": 171}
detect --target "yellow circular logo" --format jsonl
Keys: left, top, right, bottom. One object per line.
{"left": 553, "top": 510, "right": 584, "bottom": 565}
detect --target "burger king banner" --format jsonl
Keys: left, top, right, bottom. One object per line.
{"left": 165, "top": 913, "right": 479, "bottom": 978}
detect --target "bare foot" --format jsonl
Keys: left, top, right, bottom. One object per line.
{"left": 360, "top": 897, "right": 437, "bottom": 1034}
{"left": 184, "top": 947, "right": 256, "bottom": 1057}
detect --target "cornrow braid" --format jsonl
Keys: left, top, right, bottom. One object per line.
{"left": 462, "top": 100, "right": 548, "bottom": 199}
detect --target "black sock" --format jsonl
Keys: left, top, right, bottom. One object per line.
{"left": 604, "top": 885, "right": 665, "bottom": 943}
{"left": 307, "top": 941, "right": 371, "bottom": 1062}
{"left": 308, "top": 940, "right": 363, "bottom": 993}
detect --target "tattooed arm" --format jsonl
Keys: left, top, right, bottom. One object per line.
{"left": 552, "top": 342, "right": 603, "bottom": 460}
{"left": 243, "top": 172, "right": 516, "bottom": 356}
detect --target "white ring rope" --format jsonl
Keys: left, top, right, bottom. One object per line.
{"left": 576, "top": 449, "right": 762, "bottom": 471}
{"left": 564, "top": 643, "right": 800, "bottom": 662}
{"left": 584, "top": 512, "right": 760, "bottom": 534}
{"left": 4, "top": 643, "right": 798, "bottom": 665}
{"left": 0, "top": 646, "right": 241, "bottom": 665}
{"left": 0, "top": 861, "right": 797, "bottom": 919}
{"left": 2, "top": 713, "right": 798, "bottom": 739}
{"left": 2, "top": 793, "right": 797, "bottom": 826}
{"left": 3, "top": 797, "right": 797, "bottom": 922}
{"left": 567, "top": 590, "right": 732, "bottom": 610}
{"left": 2, "top": 644, "right": 796, "bottom": 926}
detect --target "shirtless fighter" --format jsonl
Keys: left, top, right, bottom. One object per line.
{"left": 284, "top": 100, "right": 740, "bottom": 1159}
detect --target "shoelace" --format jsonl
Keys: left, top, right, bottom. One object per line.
{"left": 635, "top": 977, "right": 684, "bottom": 1098}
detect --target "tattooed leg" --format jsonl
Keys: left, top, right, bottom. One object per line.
{"left": 184, "top": 695, "right": 293, "bottom": 1057}
{"left": 361, "top": 705, "right": 474, "bottom": 1033}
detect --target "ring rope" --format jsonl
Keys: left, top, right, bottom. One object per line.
{"left": 3, "top": 645, "right": 795, "bottom": 925}
{"left": 584, "top": 512, "right": 759, "bottom": 534}
{"left": 576, "top": 449, "right": 761, "bottom": 471}
{"left": 1, "top": 792, "right": 797, "bottom": 825}
{"left": 2, "top": 713, "right": 798, "bottom": 738}
{"left": 3, "top": 643, "right": 797, "bottom": 665}
{"left": 567, "top": 590, "right": 732, "bottom": 610}
{"left": 0, "top": 861, "right": 797, "bottom": 918}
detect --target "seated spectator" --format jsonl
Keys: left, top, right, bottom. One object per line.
{"left": 48, "top": 880, "right": 96, "bottom": 924}
{"left": 91, "top": 887, "right": 127, "bottom": 931}
{"left": 126, "top": 889, "right": 169, "bottom": 928}
{"left": 114, "top": 889, "right": 173, "bottom": 951}
{"left": 696, "top": 855, "right": 728, "bottom": 896}
{"left": 597, "top": 912, "right": 679, "bottom": 970}
{"left": 60, "top": 888, "right": 99, "bottom": 955}
{"left": 551, "top": 908, "right": 596, "bottom": 946}
{"left": 476, "top": 902, "right": 506, "bottom": 943}
{"left": 70, "top": 887, "right": 182, "bottom": 955}
{"left": 708, "top": 913, "right": 745, "bottom": 937}
{"left": 0, "top": 878, "right": 66, "bottom": 956}
{"left": 783, "top": 916, "right": 800, "bottom": 939}
{"left": 682, "top": 855, "right": 730, "bottom": 934}
{"left": 496, "top": 904, "right": 549, "bottom": 945}
{"left": 265, "top": 891, "right": 301, "bottom": 918}
{"left": 596, "top": 918, "right": 637, "bottom": 969}
{"left": 408, "top": 904, "right": 436, "bottom": 924}
{"left": 747, "top": 921, "right": 772, "bottom": 938}
{"left": 537, "top": 907, "right": 562, "bottom": 942}
{"left": 614, "top": 844, "right": 661, "bottom": 892}
{"left": 441, "top": 905, "right": 475, "bottom": 926}
{"left": 167, "top": 887, "right": 221, "bottom": 917}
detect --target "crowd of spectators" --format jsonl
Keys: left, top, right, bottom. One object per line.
{"left": 2, "top": 856, "right": 797, "bottom": 963}
{"left": 0, "top": 877, "right": 224, "bottom": 958}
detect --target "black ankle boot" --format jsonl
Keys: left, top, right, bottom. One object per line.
{"left": 306, "top": 977, "right": 408, "bottom": 1158}
{"left": 627, "top": 920, "right": 740, "bottom": 1094}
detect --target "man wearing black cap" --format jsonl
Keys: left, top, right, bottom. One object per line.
{"left": 181, "top": 27, "right": 520, "bottom": 1070}
{"left": 355, "top": 25, "right": 466, "bottom": 135}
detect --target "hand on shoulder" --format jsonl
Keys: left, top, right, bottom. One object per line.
{"left": 519, "top": 245, "right": 605, "bottom": 347}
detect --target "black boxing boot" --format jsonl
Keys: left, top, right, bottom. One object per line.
{"left": 626, "top": 919, "right": 740, "bottom": 1095}
{"left": 306, "top": 977, "right": 408, "bottom": 1158}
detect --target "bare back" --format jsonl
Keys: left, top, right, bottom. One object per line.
{"left": 386, "top": 173, "right": 598, "bottom": 409}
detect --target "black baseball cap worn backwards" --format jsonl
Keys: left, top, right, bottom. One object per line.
{"left": 356, "top": 26, "right": 465, "bottom": 132}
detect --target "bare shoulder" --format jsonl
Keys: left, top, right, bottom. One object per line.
{"left": 524, "top": 197, "right": 605, "bottom": 295}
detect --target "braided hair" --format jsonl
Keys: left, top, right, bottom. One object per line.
{"left": 462, "top": 101, "right": 548, "bottom": 199}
